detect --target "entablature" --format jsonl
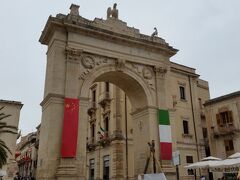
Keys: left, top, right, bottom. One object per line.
{"left": 39, "top": 7, "right": 178, "bottom": 58}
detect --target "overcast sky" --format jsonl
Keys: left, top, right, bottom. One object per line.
{"left": 1, "top": 0, "right": 239, "bottom": 135}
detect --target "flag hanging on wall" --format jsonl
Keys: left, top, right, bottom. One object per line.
{"left": 61, "top": 98, "right": 79, "bottom": 158}
{"left": 158, "top": 109, "right": 172, "bottom": 160}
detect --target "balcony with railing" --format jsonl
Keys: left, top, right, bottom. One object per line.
{"left": 213, "top": 124, "right": 239, "bottom": 138}
{"left": 98, "top": 92, "right": 111, "bottom": 108}
{"left": 86, "top": 137, "right": 97, "bottom": 151}
{"left": 97, "top": 131, "right": 111, "bottom": 147}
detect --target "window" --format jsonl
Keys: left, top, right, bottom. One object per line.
{"left": 91, "top": 124, "right": 95, "bottom": 142}
{"left": 179, "top": 86, "right": 186, "bottom": 100}
{"left": 103, "top": 155, "right": 110, "bottom": 180}
{"left": 104, "top": 116, "right": 109, "bottom": 137}
{"left": 186, "top": 155, "right": 194, "bottom": 175}
{"left": 183, "top": 120, "right": 189, "bottom": 134}
{"left": 187, "top": 169, "right": 194, "bottom": 175}
{"left": 91, "top": 89, "right": 96, "bottom": 108}
{"left": 105, "top": 82, "right": 109, "bottom": 93}
{"left": 216, "top": 111, "right": 233, "bottom": 126}
{"left": 186, "top": 156, "right": 193, "bottom": 163}
{"left": 202, "top": 127, "right": 208, "bottom": 139}
{"left": 224, "top": 139, "right": 234, "bottom": 152}
{"left": 89, "top": 159, "right": 95, "bottom": 180}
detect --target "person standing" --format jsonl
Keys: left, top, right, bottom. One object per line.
{"left": 14, "top": 172, "right": 21, "bottom": 180}
{"left": 237, "top": 169, "right": 240, "bottom": 180}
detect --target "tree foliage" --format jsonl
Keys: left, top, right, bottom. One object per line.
{"left": 0, "top": 106, "right": 17, "bottom": 168}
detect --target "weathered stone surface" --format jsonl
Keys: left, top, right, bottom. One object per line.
{"left": 37, "top": 3, "right": 209, "bottom": 180}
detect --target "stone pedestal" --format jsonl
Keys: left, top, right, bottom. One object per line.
{"left": 56, "top": 159, "right": 78, "bottom": 180}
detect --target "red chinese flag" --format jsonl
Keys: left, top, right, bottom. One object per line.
{"left": 61, "top": 98, "right": 79, "bottom": 157}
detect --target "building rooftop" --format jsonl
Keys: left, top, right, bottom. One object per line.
{"left": 170, "top": 61, "right": 199, "bottom": 77}
{"left": 204, "top": 91, "right": 240, "bottom": 106}
{"left": 0, "top": 99, "right": 23, "bottom": 108}
{"left": 39, "top": 4, "right": 178, "bottom": 58}
{"left": 17, "top": 132, "right": 37, "bottom": 151}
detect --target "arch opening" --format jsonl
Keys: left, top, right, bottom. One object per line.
{"left": 81, "top": 67, "right": 159, "bottom": 179}
{"left": 80, "top": 66, "right": 154, "bottom": 111}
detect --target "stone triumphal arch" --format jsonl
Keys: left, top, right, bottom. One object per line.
{"left": 37, "top": 4, "right": 177, "bottom": 180}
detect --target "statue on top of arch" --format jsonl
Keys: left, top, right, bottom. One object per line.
{"left": 107, "top": 3, "right": 118, "bottom": 19}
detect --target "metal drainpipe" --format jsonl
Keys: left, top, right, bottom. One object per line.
{"left": 188, "top": 75, "right": 200, "bottom": 159}
{"left": 188, "top": 75, "right": 200, "bottom": 178}
{"left": 125, "top": 93, "right": 129, "bottom": 179}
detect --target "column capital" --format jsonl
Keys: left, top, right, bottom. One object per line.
{"left": 154, "top": 65, "right": 168, "bottom": 77}
{"left": 65, "top": 46, "right": 83, "bottom": 56}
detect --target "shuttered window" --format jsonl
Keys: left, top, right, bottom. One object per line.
{"left": 216, "top": 110, "right": 233, "bottom": 126}
{"left": 224, "top": 139, "right": 234, "bottom": 151}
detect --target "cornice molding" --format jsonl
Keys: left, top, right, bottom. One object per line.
{"left": 170, "top": 67, "right": 199, "bottom": 78}
{"left": 40, "top": 93, "right": 65, "bottom": 107}
{"left": 39, "top": 15, "right": 178, "bottom": 58}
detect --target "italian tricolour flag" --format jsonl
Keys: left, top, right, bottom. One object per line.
{"left": 158, "top": 109, "right": 172, "bottom": 160}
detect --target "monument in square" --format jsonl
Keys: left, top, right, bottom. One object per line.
{"left": 37, "top": 3, "right": 209, "bottom": 180}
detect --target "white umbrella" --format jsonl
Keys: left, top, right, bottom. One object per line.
{"left": 201, "top": 156, "right": 222, "bottom": 161}
{"left": 185, "top": 156, "right": 221, "bottom": 180}
{"left": 185, "top": 156, "right": 221, "bottom": 169}
{"left": 210, "top": 152, "right": 240, "bottom": 169}
{"left": 229, "top": 152, "right": 240, "bottom": 159}
{"left": 0, "top": 170, "right": 7, "bottom": 177}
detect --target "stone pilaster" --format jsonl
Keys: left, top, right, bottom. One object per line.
{"left": 154, "top": 65, "right": 168, "bottom": 108}
{"left": 111, "top": 141, "right": 124, "bottom": 179}
{"left": 115, "top": 87, "right": 122, "bottom": 132}
{"left": 55, "top": 47, "right": 82, "bottom": 180}
{"left": 76, "top": 97, "right": 89, "bottom": 179}
{"left": 95, "top": 146, "right": 101, "bottom": 180}
{"left": 64, "top": 46, "right": 82, "bottom": 98}
{"left": 154, "top": 65, "right": 175, "bottom": 174}
{"left": 111, "top": 87, "right": 124, "bottom": 179}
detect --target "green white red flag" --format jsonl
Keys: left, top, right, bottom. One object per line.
{"left": 158, "top": 109, "right": 172, "bottom": 160}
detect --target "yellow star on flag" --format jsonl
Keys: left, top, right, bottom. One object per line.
{"left": 65, "top": 104, "right": 70, "bottom": 108}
